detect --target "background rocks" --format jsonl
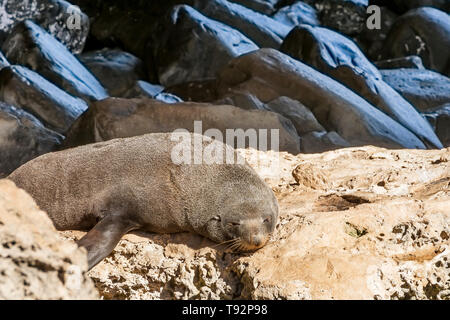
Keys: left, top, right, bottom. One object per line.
{"left": 0, "top": 65, "right": 88, "bottom": 134}
{"left": 0, "top": 102, "right": 62, "bottom": 177}
{"left": 0, "top": 179, "right": 98, "bottom": 299}
{"left": 0, "top": 0, "right": 89, "bottom": 53}
{"left": 63, "top": 98, "right": 301, "bottom": 154}
{"left": 383, "top": 7, "right": 450, "bottom": 76}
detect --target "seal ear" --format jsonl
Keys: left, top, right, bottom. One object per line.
{"left": 77, "top": 215, "right": 138, "bottom": 270}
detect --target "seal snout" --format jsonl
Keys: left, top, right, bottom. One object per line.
{"left": 224, "top": 217, "right": 271, "bottom": 252}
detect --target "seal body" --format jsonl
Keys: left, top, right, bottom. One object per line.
{"left": 8, "top": 133, "right": 278, "bottom": 269}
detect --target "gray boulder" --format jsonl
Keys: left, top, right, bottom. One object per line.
{"left": 151, "top": 5, "right": 258, "bottom": 87}
{"left": 193, "top": 0, "right": 290, "bottom": 48}
{"left": 383, "top": 7, "right": 450, "bottom": 76}
{"left": 381, "top": 68, "right": 450, "bottom": 111}
{"left": 229, "top": 0, "right": 278, "bottom": 14}
{"left": 281, "top": 25, "right": 442, "bottom": 148}
{"left": 217, "top": 48, "right": 426, "bottom": 149}
{"left": 374, "top": 56, "right": 425, "bottom": 70}
{"left": 0, "top": 102, "right": 62, "bottom": 177}
{"left": 273, "top": 1, "right": 319, "bottom": 28}
{"left": 78, "top": 48, "right": 146, "bottom": 97}
{"left": 422, "top": 104, "right": 450, "bottom": 147}
{"left": 2, "top": 20, "right": 108, "bottom": 103}
{"left": 0, "top": 65, "right": 88, "bottom": 134}
{"left": 0, "top": 0, "right": 89, "bottom": 53}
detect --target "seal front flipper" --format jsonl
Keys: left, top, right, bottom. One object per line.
{"left": 77, "top": 215, "right": 138, "bottom": 270}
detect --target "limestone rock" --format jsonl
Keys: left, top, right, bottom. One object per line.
{"left": 0, "top": 179, "right": 98, "bottom": 300}
{"left": 63, "top": 146, "right": 450, "bottom": 300}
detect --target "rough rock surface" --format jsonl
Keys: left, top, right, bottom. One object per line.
{"left": 0, "top": 102, "right": 62, "bottom": 177}
{"left": 0, "top": 0, "right": 89, "bottom": 53}
{"left": 62, "top": 146, "right": 449, "bottom": 300}
{"left": 0, "top": 179, "right": 98, "bottom": 299}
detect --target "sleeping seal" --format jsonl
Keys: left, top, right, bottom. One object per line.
{"left": 9, "top": 132, "right": 278, "bottom": 269}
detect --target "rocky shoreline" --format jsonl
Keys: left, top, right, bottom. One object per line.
{"left": 0, "top": 0, "right": 449, "bottom": 299}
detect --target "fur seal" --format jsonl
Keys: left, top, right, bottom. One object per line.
{"left": 8, "top": 132, "right": 279, "bottom": 270}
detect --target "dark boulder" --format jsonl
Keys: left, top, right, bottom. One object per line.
{"left": 63, "top": 98, "right": 301, "bottom": 154}
{"left": 2, "top": 20, "right": 108, "bottom": 103}
{"left": 280, "top": 25, "right": 442, "bottom": 148}
{"left": 304, "top": 0, "right": 369, "bottom": 35}
{"left": 0, "top": 102, "right": 62, "bottom": 177}
{"left": 229, "top": 0, "right": 278, "bottom": 14}
{"left": 151, "top": 5, "right": 258, "bottom": 87}
{"left": 78, "top": 49, "right": 146, "bottom": 97}
{"left": 383, "top": 7, "right": 450, "bottom": 76}
{"left": 0, "top": 65, "right": 88, "bottom": 134}
{"left": 217, "top": 48, "right": 427, "bottom": 149}
{"left": 0, "top": 0, "right": 89, "bottom": 53}
{"left": 193, "top": 0, "right": 291, "bottom": 48}
{"left": 381, "top": 68, "right": 450, "bottom": 112}
{"left": 391, "top": 0, "right": 450, "bottom": 13}
{"left": 273, "top": 1, "right": 319, "bottom": 28}
{"left": 0, "top": 51, "right": 9, "bottom": 69}
{"left": 374, "top": 56, "right": 425, "bottom": 70}
{"left": 422, "top": 104, "right": 450, "bottom": 147}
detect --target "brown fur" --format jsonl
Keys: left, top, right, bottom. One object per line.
{"left": 9, "top": 133, "right": 278, "bottom": 269}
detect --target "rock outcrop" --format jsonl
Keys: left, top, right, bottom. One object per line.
{"left": 62, "top": 146, "right": 449, "bottom": 300}
{"left": 0, "top": 179, "right": 98, "bottom": 299}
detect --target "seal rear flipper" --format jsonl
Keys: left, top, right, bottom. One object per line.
{"left": 77, "top": 215, "right": 138, "bottom": 270}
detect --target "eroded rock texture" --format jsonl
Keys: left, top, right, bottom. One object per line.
{"left": 0, "top": 179, "right": 98, "bottom": 299}
{"left": 62, "top": 146, "right": 450, "bottom": 300}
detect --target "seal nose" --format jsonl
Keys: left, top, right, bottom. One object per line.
{"left": 250, "top": 234, "right": 264, "bottom": 247}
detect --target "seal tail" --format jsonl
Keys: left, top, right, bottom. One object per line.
{"left": 77, "top": 215, "right": 138, "bottom": 270}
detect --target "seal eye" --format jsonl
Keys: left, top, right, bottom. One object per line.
{"left": 264, "top": 217, "right": 270, "bottom": 223}
{"left": 228, "top": 222, "right": 240, "bottom": 227}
